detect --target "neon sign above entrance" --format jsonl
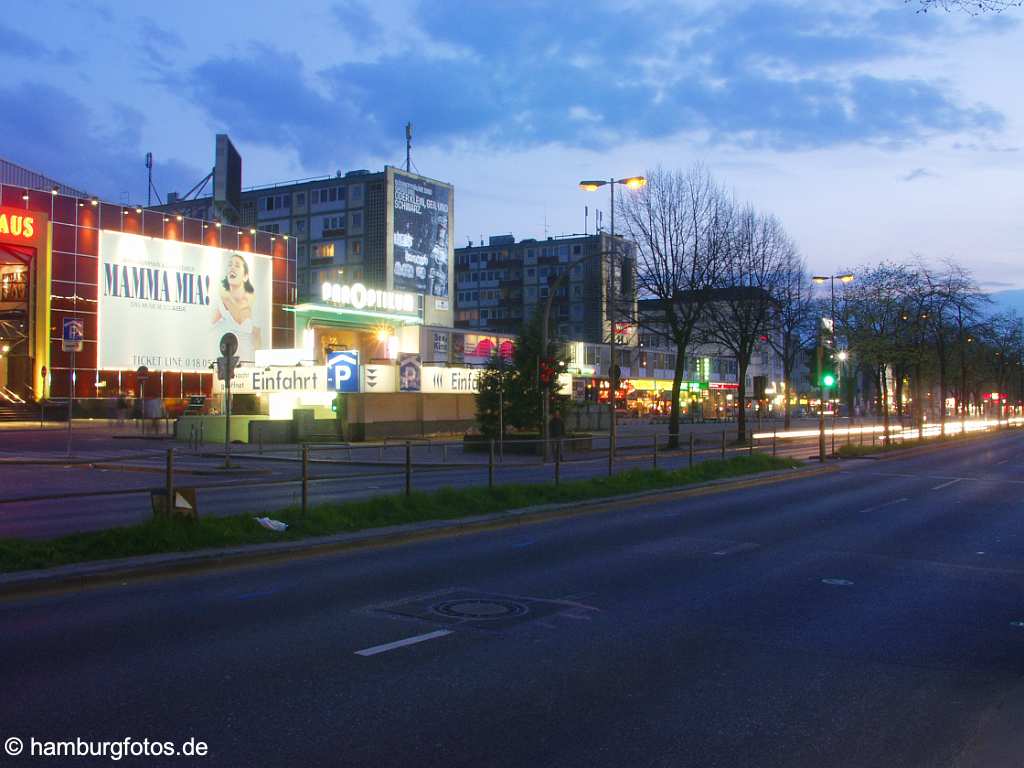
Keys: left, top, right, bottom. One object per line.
{"left": 320, "top": 281, "right": 418, "bottom": 315}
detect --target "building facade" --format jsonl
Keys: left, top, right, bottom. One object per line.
{"left": 156, "top": 166, "right": 454, "bottom": 328}
{"left": 453, "top": 233, "right": 636, "bottom": 345}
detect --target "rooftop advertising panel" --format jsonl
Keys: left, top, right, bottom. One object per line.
{"left": 392, "top": 173, "right": 450, "bottom": 298}
{"left": 98, "top": 231, "right": 272, "bottom": 371}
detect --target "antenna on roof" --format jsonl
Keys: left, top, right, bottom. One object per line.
{"left": 405, "top": 122, "right": 412, "bottom": 173}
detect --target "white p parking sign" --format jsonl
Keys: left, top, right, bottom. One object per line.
{"left": 326, "top": 350, "right": 360, "bottom": 392}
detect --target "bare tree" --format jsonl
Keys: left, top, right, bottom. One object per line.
{"left": 618, "top": 165, "right": 727, "bottom": 448}
{"left": 703, "top": 207, "right": 788, "bottom": 443}
{"left": 908, "top": 0, "right": 1022, "bottom": 12}
{"left": 766, "top": 245, "right": 814, "bottom": 430}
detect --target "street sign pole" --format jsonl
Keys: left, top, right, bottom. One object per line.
{"left": 219, "top": 333, "right": 238, "bottom": 469}
{"left": 66, "top": 349, "right": 74, "bottom": 456}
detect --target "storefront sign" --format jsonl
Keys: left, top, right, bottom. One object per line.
{"left": 709, "top": 382, "right": 739, "bottom": 390}
{"left": 0, "top": 210, "right": 37, "bottom": 241}
{"left": 421, "top": 366, "right": 482, "bottom": 394}
{"left": 213, "top": 366, "right": 327, "bottom": 394}
{"left": 320, "top": 281, "right": 417, "bottom": 315}
{"left": 98, "top": 231, "right": 272, "bottom": 371}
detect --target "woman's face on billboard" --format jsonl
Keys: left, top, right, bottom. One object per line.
{"left": 227, "top": 255, "right": 247, "bottom": 288}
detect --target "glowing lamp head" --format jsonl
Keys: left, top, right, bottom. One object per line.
{"left": 822, "top": 374, "right": 836, "bottom": 387}
{"left": 623, "top": 176, "right": 647, "bottom": 190}
{"left": 579, "top": 181, "right": 605, "bottom": 192}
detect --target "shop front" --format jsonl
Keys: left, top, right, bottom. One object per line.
{"left": 0, "top": 181, "right": 297, "bottom": 414}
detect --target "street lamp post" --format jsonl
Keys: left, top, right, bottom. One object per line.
{"left": 580, "top": 176, "right": 645, "bottom": 474}
{"left": 812, "top": 273, "right": 854, "bottom": 461}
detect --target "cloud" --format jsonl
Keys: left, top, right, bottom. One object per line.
{"left": 137, "top": 17, "right": 186, "bottom": 71}
{"left": 171, "top": 1, "right": 1007, "bottom": 166}
{"left": 330, "top": 1, "right": 383, "bottom": 43}
{"left": 903, "top": 167, "right": 936, "bottom": 181}
{"left": 0, "top": 81, "right": 200, "bottom": 202}
{"left": 0, "top": 22, "right": 82, "bottom": 66}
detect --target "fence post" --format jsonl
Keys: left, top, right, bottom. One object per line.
{"left": 166, "top": 448, "right": 174, "bottom": 515}
{"left": 258, "top": 426, "right": 263, "bottom": 455}
{"left": 689, "top": 432, "right": 694, "bottom": 468}
{"left": 301, "top": 444, "right": 309, "bottom": 516}
{"left": 721, "top": 431, "right": 726, "bottom": 460}
{"left": 652, "top": 435, "right": 658, "bottom": 470}
{"left": 773, "top": 431, "right": 777, "bottom": 457}
{"left": 749, "top": 436, "right": 753, "bottom": 457}
{"left": 607, "top": 434, "right": 613, "bottom": 478}
{"left": 555, "top": 439, "right": 561, "bottom": 485}
{"left": 405, "top": 441, "right": 412, "bottom": 497}
{"left": 488, "top": 439, "right": 495, "bottom": 490}
{"left": 443, "top": 443, "right": 448, "bottom": 464}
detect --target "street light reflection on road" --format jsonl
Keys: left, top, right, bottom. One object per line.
{"left": 753, "top": 417, "right": 1024, "bottom": 442}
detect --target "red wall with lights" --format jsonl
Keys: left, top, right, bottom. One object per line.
{"left": 0, "top": 184, "right": 296, "bottom": 400}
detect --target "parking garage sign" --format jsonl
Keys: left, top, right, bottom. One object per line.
{"left": 326, "top": 350, "right": 360, "bottom": 392}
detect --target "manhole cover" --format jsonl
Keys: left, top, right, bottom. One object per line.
{"left": 433, "top": 598, "right": 529, "bottom": 620}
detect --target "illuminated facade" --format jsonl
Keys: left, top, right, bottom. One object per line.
{"left": 0, "top": 179, "right": 296, "bottom": 405}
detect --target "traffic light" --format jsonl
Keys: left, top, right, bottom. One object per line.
{"left": 820, "top": 351, "right": 838, "bottom": 388}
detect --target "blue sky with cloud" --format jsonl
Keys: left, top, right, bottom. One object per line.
{"left": 3, "top": 0, "right": 1022, "bottom": 286}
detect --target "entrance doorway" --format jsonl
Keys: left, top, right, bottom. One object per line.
{"left": 0, "top": 243, "right": 33, "bottom": 402}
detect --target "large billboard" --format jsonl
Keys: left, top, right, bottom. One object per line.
{"left": 98, "top": 231, "right": 272, "bottom": 371}
{"left": 392, "top": 173, "right": 450, "bottom": 297}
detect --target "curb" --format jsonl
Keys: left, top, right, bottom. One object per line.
{"left": 0, "top": 463, "right": 837, "bottom": 600}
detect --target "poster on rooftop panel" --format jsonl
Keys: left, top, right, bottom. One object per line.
{"left": 97, "top": 230, "right": 272, "bottom": 371}
{"left": 392, "top": 172, "right": 450, "bottom": 297}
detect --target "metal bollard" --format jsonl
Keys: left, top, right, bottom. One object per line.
{"left": 166, "top": 448, "right": 174, "bottom": 514}
{"left": 749, "top": 436, "right": 753, "bottom": 457}
{"left": 258, "top": 427, "right": 263, "bottom": 455}
{"left": 379, "top": 444, "right": 384, "bottom": 461}
{"left": 405, "top": 441, "right": 412, "bottom": 497}
{"left": 301, "top": 444, "right": 309, "bottom": 516}
{"left": 721, "top": 431, "right": 726, "bottom": 460}
{"left": 443, "top": 443, "right": 448, "bottom": 464}
{"left": 772, "top": 431, "right": 777, "bottom": 457}
{"left": 689, "top": 433, "right": 694, "bottom": 468}
{"left": 488, "top": 439, "right": 495, "bottom": 490}
{"left": 652, "top": 434, "right": 658, "bottom": 470}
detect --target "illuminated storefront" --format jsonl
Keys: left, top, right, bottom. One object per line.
{"left": 0, "top": 182, "right": 296, "bottom": 406}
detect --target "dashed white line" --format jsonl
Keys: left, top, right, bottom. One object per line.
{"left": 857, "top": 498, "right": 909, "bottom": 514}
{"left": 932, "top": 478, "right": 963, "bottom": 491}
{"left": 354, "top": 629, "right": 453, "bottom": 657}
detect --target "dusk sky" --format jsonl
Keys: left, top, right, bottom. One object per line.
{"left": 4, "top": 0, "right": 1022, "bottom": 289}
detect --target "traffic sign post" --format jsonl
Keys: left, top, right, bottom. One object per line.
{"left": 219, "top": 334, "right": 238, "bottom": 468}
{"left": 62, "top": 318, "right": 84, "bottom": 456}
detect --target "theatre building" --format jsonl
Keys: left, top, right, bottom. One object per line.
{"left": 0, "top": 159, "right": 296, "bottom": 413}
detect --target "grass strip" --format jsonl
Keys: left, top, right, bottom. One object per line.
{"left": 0, "top": 453, "right": 800, "bottom": 574}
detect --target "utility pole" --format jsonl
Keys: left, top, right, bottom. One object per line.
{"left": 145, "top": 152, "right": 153, "bottom": 207}
{"left": 405, "top": 123, "right": 412, "bottom": 173}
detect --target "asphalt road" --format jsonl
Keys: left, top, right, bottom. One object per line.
{"left": 3, "top": 433, "right": 1024, "bottom": 766}
{"left": 0, "top": 429, "right": 822, "bottom": 540}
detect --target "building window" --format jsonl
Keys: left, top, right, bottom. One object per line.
{"left": 296, "top": 192, "right": 306, "bottom": 206}
{"left": 312, "top": 242, "right": 335, "bottom": 260}
{"left": 296, "top": 219, "right": 306, "bottom": 233}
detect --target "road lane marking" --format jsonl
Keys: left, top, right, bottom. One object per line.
{"left": 997, "top": 459, "right": 1009, "bottom": 465}
{"left": 932, "top": 478, "right": 963, "bottom": 490}
{"left": 355, "top": 629, "right": 453, "bottom": 657}
{"left": 822, "top": 578, "right": 854, "bottom": 586}
{"left": 857, "top": 497, "right": 908, "bottom": 514}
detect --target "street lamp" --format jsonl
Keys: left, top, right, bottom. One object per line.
{"left": 579, "top": 176, "right": 646, "bottom": 475}
{"left": 811, "top": 273, "right": 854, "bottom": 461}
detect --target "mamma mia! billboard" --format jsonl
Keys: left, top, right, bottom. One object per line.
{"left": 98, "top": 231, "right": 272, "bottom": 371}
{"left": 392, "top": 172, "right": 450, "bottom": 298}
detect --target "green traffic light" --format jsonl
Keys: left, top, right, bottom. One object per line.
{"left": 822, "top": 374, "right": 836, "bottom": 387}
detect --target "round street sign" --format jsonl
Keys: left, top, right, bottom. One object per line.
{"left": 136, "top": 365, "right": 149, "bottom": 381}
{"left": 220, "top": 333, "right": 238, "bottom": 357}
{"left": 41, "top": 365, "right": 47, "bottom": 378}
